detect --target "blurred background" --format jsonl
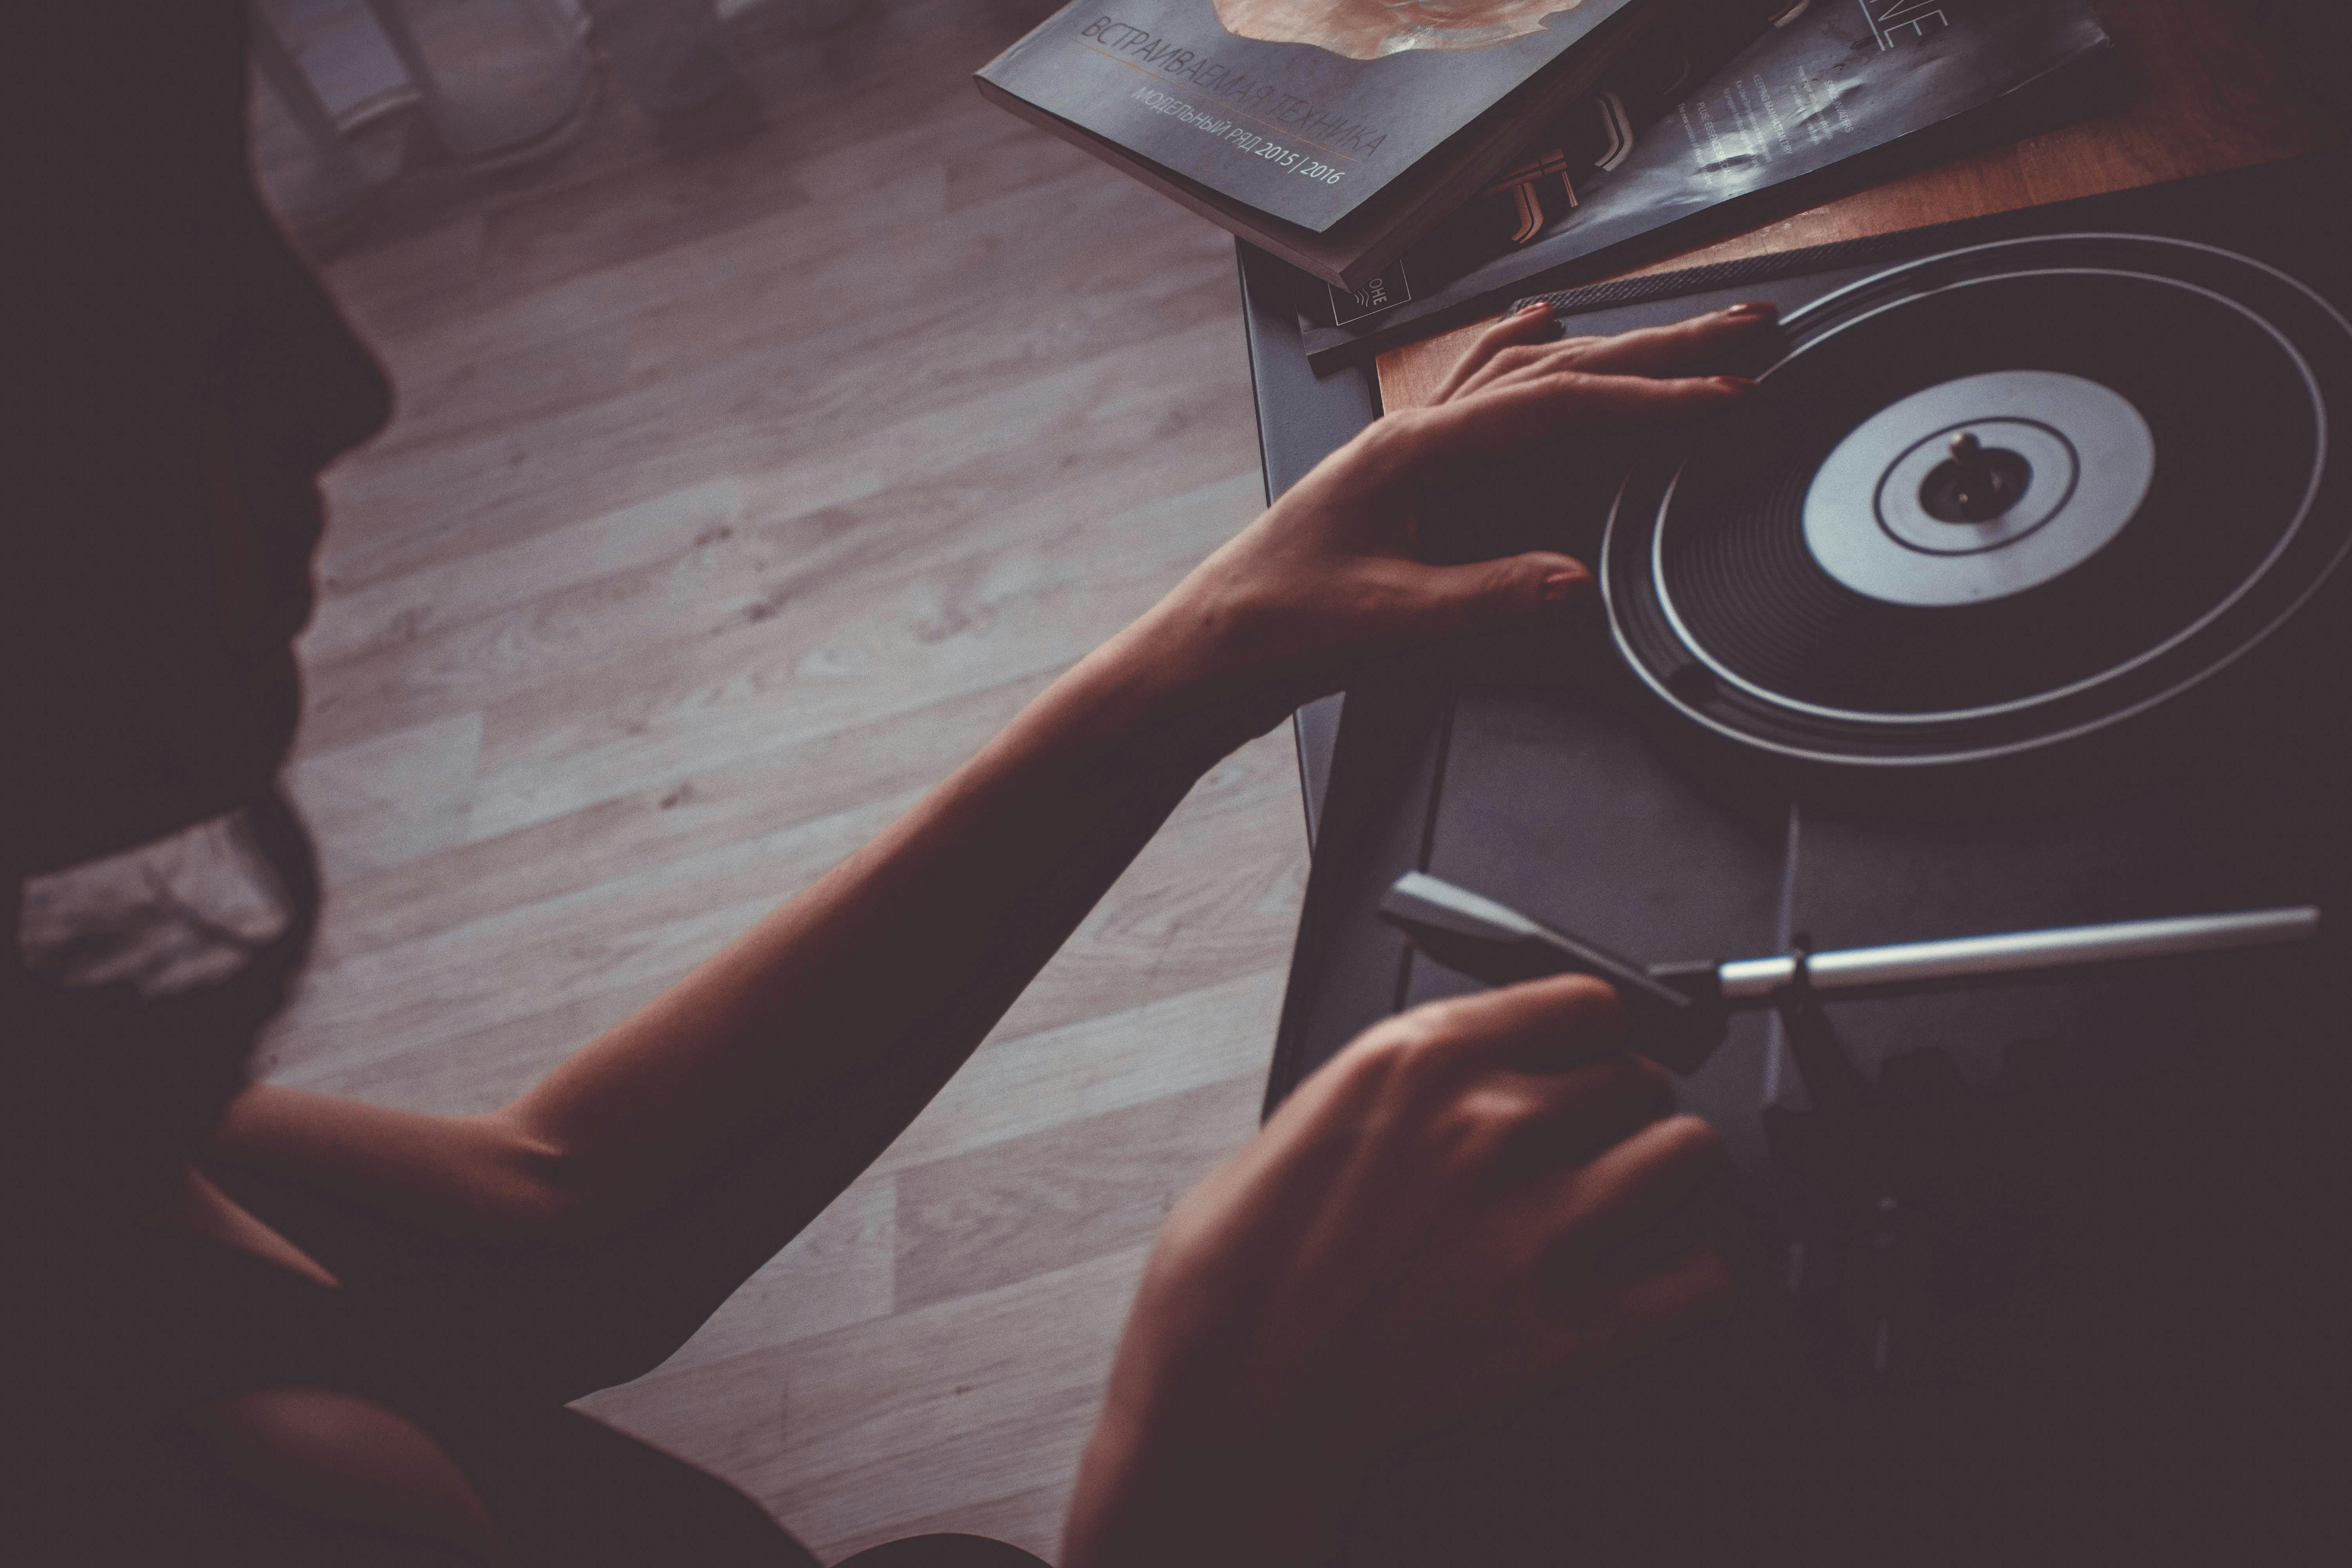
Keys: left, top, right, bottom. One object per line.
{"left": 245, "top": 1, "right": 1305, "bottom": 1556}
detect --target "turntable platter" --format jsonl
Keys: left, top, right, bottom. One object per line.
{"left": 1602, "top": 235, "right": 2352, "bottom": 766}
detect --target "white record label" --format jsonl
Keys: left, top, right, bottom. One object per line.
{"left": 1802, "top": 370, "right": 2156, "bottom": 607}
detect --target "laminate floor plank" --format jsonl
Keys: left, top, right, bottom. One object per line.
{"left": 573, "top": 1243, "right": 1157, "bottom": 1563}
{"left": 311, "top": 3, "right": 1059, "bottom": 343}
{"left": 306, "top": 671, "right": 1048, "bottom": 966}
{"left": 265, "top": 2, "right": 1308, "bottom": 1557}
{"left": 314, "top": 160, "right": 1237, "bottom": 577}
{"left": 287, "top": 710, "right": 485, "bottom": 884}
{"left": 893, "top": 1074, "right": 1262, "bottom": 1313}
{"left": 300, "top": 367, "right": 1256, "bottom": 756}
{"left": 359, "top": 145, "right": 1079, "bottom": 461}
{"left": 866, "top": 969, "right": 1287, "bottom": 1183}
{"left": 317, "top": 274, "right": 1243, "bottom": 612}
{"left": 275, "top": 792, "right": 909, "bottom": 1072}
{"left": 461, "top": 474, "right": 1260, "bottom": 841}
{"left": 657, "top": 1172, "right": 902, "bottom": 1377}
{"left": 299, "top": 475, "right": 754, "bottom": 671}
{"left": 275, "top": 726, "right": 1300, "bottom": 1084}
{"left": 261, "top": 971, "right": 679, "bottom": 1112}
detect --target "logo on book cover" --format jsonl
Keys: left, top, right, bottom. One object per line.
{"left": 1475, "top": 91, "right": 1637, "bottom": 246}
{"left": 1862, "top": 0, "right": 1949, "bottom": 51}
{"left": 1330, "top": 264, "right": 1414, "bottom": 326}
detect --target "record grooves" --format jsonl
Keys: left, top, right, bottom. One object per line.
{"left": 1601, "top": 235, "right": 2352, "bottom": 767}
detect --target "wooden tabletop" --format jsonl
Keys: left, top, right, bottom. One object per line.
{"left": 1376, "top": 0, "right": 2340, "bottom": 410}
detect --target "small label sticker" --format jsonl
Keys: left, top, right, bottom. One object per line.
{"left": 1329, "top": 263, "right": 1413, "bottom": 326}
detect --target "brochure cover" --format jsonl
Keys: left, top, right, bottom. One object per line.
{"left": 1297, "top": 0, "right": 2113, "bottom": 363}
{"left": 976, "top": 0, "right": 1651, "bottom": 233}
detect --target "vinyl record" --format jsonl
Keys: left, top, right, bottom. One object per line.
{"left": 1602, "top": 234, "right": 2352, "bottom": 767}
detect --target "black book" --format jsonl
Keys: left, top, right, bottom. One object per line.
{"left": 975, "top": 0, "right": 1763, "bottom": 289}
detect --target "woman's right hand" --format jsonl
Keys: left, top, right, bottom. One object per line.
{"left": 1063, "top": 975, "right": 1733, "bottom": 1567}
{"left": 1109, "top": 301, "right": 1776, "bottom": 743}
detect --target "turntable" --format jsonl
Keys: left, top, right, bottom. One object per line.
{"left": 1258, "top": 156, "right": 2352, "bottom": 1563}
{"left": 1605, "top": 229, "right": 2352, "bottom": 769}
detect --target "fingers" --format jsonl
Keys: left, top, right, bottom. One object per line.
{"left": 1416, "top": 366, "right": 1750, "bottom": 464}
{"left": 1368, "top": 972, "right": 1629, "bottom": 1078}
{"left": 1441, "top": 301, "right": 1776, "bottom": 404}
{"left": 1564, "top": 302, "right": 1778, "bottom": 375}
{"left": 1290, "top": 1010, "right": 1667, "bottom": 1322}
{"left": 1535, "top": 1243, "right": 1737, "bottom": 1374}
{"left": 1604, "top": 1243, "right": 1737, "bottom": 1334}
{"left": 1432, "top": 302, "right": 1559, "bottom": 404}
{"left": 1500, "top": 1055, "right": 1677, "bottom": 1174}
{"left": 1541, "top": 1112, "right": 1729, "bottom": 1269}
{"left": 1381, "top": 550, "right": 1589, "bottom": 643}
{"left": 1323, "top": 306, "right": 1769, "bottom": 492}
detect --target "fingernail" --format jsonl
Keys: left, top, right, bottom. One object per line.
{"left": 1722, "top": 301, "right": 1778, "bottom": 319}
{"left": 1516, "top": 300, "right": 1554, "bottom": 319}
{"left": 1713, "top": 376, "right": 1759, "bottom": 392}
{"left": 1540, "top": 569, "right": 1590, "bottom": 603}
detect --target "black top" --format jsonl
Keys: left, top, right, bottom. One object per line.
{"left": 18, "top": 1217, "right": 819, "bottom": 1567}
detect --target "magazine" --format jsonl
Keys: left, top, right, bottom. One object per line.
{"left": 974, "top": 0, "right": 1739, "bottom": 288}
{"left": 1294, "top": 0, "right": 2114, "bottom": 366}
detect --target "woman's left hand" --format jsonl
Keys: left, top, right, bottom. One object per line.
{"left": 1063, "top": 974, "right": 1734, "bottom": 1568}
{"left": 1125, "top": 300, "right": 1776, "bottom": 730}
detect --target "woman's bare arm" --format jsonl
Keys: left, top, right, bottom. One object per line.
{"left": 212, "top": 623, "right": 1241, "bottom": 1240}
{"left": 207, "top": 303, "right": 1771, "bottom": 1258}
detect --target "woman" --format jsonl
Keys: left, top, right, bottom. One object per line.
{"left": 8, "top": 7, "right": 1776, "bottom": 1563}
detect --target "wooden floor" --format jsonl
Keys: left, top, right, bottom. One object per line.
{"left": 260, "top": 4, "right": 1301, "bottom": 1559}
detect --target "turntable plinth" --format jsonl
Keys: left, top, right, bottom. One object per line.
{"left": 1375, "top": 0, "right": 2342, "bottom": 411}
{"left": 1257, "top": 7, "right": 2352, "bottom": 1553}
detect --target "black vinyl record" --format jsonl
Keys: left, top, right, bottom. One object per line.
{"left": 1602, "top": 234, "right": 2352, "bottom": 767}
